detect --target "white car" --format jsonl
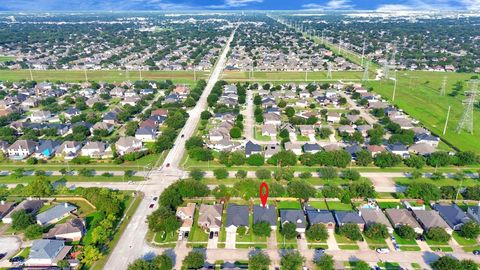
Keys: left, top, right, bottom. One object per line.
{"left": 376, "top": 248, "right": 390, "bottom": 254}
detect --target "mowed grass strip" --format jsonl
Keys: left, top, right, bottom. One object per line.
{"left": 221, "top": 70, "right": 367, "bottom": 82}
{"left": 366, "top": 71, "right": 480, "bottom": 152}
{"left": 0, "top": 69, "right": 209, "bottom": 83}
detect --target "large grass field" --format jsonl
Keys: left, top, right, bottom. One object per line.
{"left": 0, "top": 69, "right": 209, "bottom": 84}
{"left": 366, "top": 71, "right": 480, "bottom": 152}
{"left": 221, "top": 70, "right": 370, "bottom": 82}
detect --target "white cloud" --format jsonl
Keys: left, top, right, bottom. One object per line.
{"left": 459, "top": 0, "right": 480, "bottom": 10}
{"left": 302, "top": 0, "right": 354, "bottom": 10}
{"left": 375, "top": 4, "right": 415, "bottom": 12}
{"left": 208, "top": 0, "right": 263, "bottom": 9}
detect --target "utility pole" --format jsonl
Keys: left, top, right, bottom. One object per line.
{"left": 305, "top": 70, "right": 308, "bottom": 82}
{"left": 456, "top": 80, "right": 478, "bottom": 134}
{"left": 362, "top": 61, "right": 370, "bottom": 82}
{"left": 443, "top": 105, "right": 451, "bottom": 135}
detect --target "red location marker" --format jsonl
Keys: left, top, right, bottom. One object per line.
{"left": 259, "top": 182, "right": 269, "bottom": 208}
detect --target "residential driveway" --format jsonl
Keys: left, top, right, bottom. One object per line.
{"left": 225, "top": 231, "right": 236, "bottom": 249}
{"left": 0, "top": 236, "right": 21, "bottom": 264}
{"left": 327, "top": 230, "right": 339, "bottom": 250}
{"left": 416, "top": 239, "right": 432, "bottom": 252}
{"left": 207, "top": 235, "right": 219, "bottom": 249}
{"left": 358, "top": 240, "right": 370, "bottom": 251}
{"left": 297, "top": 234, "right": 308, "bottom": 250}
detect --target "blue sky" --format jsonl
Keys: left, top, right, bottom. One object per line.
{"left": 0, "top": 0, "right": 479, "bottom": 11}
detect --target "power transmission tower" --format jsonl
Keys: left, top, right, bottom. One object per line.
{"left": 456, "top": 80, "right": 478, "bottom": 134}
{"left": 362, "top": 61, "right": 370, "bottom": 82}
{"left": 327, "top": 64, "right": 333, "bottom": 79}
{"left": 440, "top": 76, "right": 447, "bottom": 96}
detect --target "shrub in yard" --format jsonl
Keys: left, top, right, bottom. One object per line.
{"left": 396, "top": 225, "right": 416, "bottom": 240}
{"left": 253, "top": 221, "right": 272, "bottom": 237}
{"left": 280, "top": 250, "right": 304, "bottom": 270}
{"left": 364, "top": 223, "right": 389, "bottom": 239}
{"left": 338, "top": 223, "right": 362, "bottom": 241}
{"left": 460, "top": 221, "right": 480, "bottom": 239}
{"left": 426, "top": 227, "right": 451, "bottom": 242}
{"left": 213, "top": 168, "right": 229, "bottom": 179}
{"left": 190, "top": 168, "right": 205, "bottom": 181}
{"left": 281, "top": 222, "right": 297, "bottom": 239}
{"left": 314, "top": 254, "right": 334, "bottom": 270}
{"left": 317, "top": 167, "right": 337, "bottom": 179}
{"left": 255, "top": 169, "right": 271, "bottom": 180}
{"left": 235, "top": 170, "right": 247, "bottom": 179}
{"left": 299, "top": 172, "right": 312, "bottom": 179}
{"left": 306, "top": 223, "right": 328, "bottom": 241}
{"left": 341, "top": 169, "right": 360, "bottom": 181}
{"left": 249, "top": 251, "right": 271, "bottom": 270}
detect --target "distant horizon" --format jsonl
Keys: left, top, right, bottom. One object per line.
{"left": 0, "top": 0, "right": 479, "bottom": 12}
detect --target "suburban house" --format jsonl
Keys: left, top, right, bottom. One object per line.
{"left": 264, "top": 144, "right": 280, "bottom": 158}
{"left": 280, "top": 209, "right": 307, "bottom": 233}
{"left": 30, "top": 110, "right": 52, "bottom": 123}
{"left": 334, "top": 211, "right": 365, "bottom": 230}
{"left": 245, "top": 141, "right": 262, "bottom": 157}
{"left": 7, "top": 139, "right": 39, "bottom": 159}
{"left": 0, "top": 201, "right": 16, "bottom": 219}
{"left": 327, "top": 112, "right": 341, "bottom": 123}
{"left": 36, "top": 203, "right": 77, "bottom": 226}
{"left": 81, "top": 141, "right": 112, "bottom": 159}
{"left": 34, "top": 140, "right": 61, "bottom": 159}
{"left": 226, "top": 204, "right": 249, "bottom": 233}
{"left": 58, "top": 141, "right": 83, "bottom": 160}
{"left": 176, "top": 203, "right": 196, "bottom": 237}
{"left": 433, "top": 204, "right": 471, "bottom": 231}
{"left": 303, "top": 143, "right": 322, "bottom": 154}
{"left": 359, "top": 208, "right": 394, "bottom": 234}
{"left": 135, "top": 127, "right": 157, "bottom": 142}
{"left": 253, "top": 205, "right": 277, "bottom": 230}
{"left": 412, "top": 210, "right": 453, "bottom": 234}
{"left": 263, "top": 113, "right": 281, "bottom": 126}
{"left": 2, "top": 199, "right": 44, "bottom": 224}
{"left": 385, "top": 208, "right": 424, "bottom": 234}
{"left": 198, "top": 204, "right": 223, "bottom": 234}
{"left": 261, "top": 124, "right": 277, "bottom": 137}
{"left": 305, "top": 208, "right": 336, "bottom": 232}
{"left": 43, "top": 218, "right": 85, "bottom": 241}
{"left": 467, "top": 205, "right": 480, "bottom": 223}
{"left": 284, "top": 142, "right": 303, "bottom": 155}
{"left": 91, "top": 122, "right": 114, "bottom": 134}
{"left": 115, "top": 136, "right": 143, "bottom": 155}
{"left": 25, "top": 239, "right": 72, "bottom": 267}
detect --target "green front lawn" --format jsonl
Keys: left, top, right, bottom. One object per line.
{"left": 327, "top": 201, "right": 354, "bottom": 211}
{"left": 277, "top": 200, "right": 302, "bottom": 210}
{"left": 308, "top": 200, "right": 329, "bottom": 210}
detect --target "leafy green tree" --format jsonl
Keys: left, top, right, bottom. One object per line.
{"left": 339, "top": 223, "right": 363, "bottom": 241}
{"left": 147, "top": 206, "right": 180, "bottom": 236}
{"left": 374, "top": 152, "right": 402, "bottom": 168}
{"left": 246, "top": 154, "right": 264, "bottom": 166}
{"left": 152, "top": 253, "right": 173, "bottom": 270}
{"left": 315, "top": 254, "right": 334, "bottom": 270}
{"left": 306, "top": 224, "right": 328, "bottom": 241}
{"left": 213, "top": 168, "right": 229, "bottom": 179}
{"left": 355, "top": 150, "right": 373, "bottom": 166}
{"left": 185, "top": 136, "right": 204, "bottom": 150}
{"left": 249, "top": 251, "right": 271, "bottom": 270}
{"left": 318, "top": 167, "right": 337, "bottom": 179}
{"left": 25, "top": 224, "right": 44, "bottom": 239}
{"left": 431, "top": 256, "right": 461, "bottom": 270}
{"left": 404, "top": 155, "right": 426, "bottom": 169}
{"left": 229, "top": 127, "right": 242, "bottom": 138}
{"left": 57, "top": 260, "right": 70, "bottom": 268}
{"left": 12, "top": 210, "right": 35, "bottom": 230}
{"left": 460, "top": 221, "right": 480, "bottom": 239}
{"left": 24, "top": 177, "right": 54, "bottom": 197}
{"left": 190, "top": 168, "right": 205, "bottom": 181}
{"left": 280, "top": 250, "right": 304, "bottom": 270}
{"left": 281, "top": 222, "right": 298, "bottom": 240}
{"left": 253, "top": 221, "right": 272, "bottom": 237}
{"left": 285, "top": 107, "right": 295, "bottom": 117}
{"left": 353, "top": 260, "right": 371, "bottom": 270}
{"left": 459, "top": 259, "right": 478, "bottom": 270}
{"left": 80, "top": 245, "right": 103, "bottom": 264}
{"left": 287, "top": 180, "right": 316, "bottom": 200}
{"left": 255, "top": 169, "right": 271, "bottom": 180}
{"left": 405, "top": 183, "right": 440, "bottom": 202}
{"left": 235, "top": 170, "right": 248, "bottom": 179}
{"left": 341, "top": 169, "right": 360, "bottom": 181}
{"left": 396, "top": 225, "right": 416, "bottom": 240}
{"left": 127, "top": 259, "right": 151, "bottom": 270}
{"left": 364, "top": 223, "right": 389, "bottom": 239}
{"left": 183, "top": 250, "right": 205, "bottom": 269}
{"left": 268, "top": 150, "right": 298, "bottom": 166}
{"left": 426, "top": 227, "right": 451, "bottom": 242}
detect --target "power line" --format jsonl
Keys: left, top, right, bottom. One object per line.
{"left": 362, "top": 61, "right": 370, "bottom": 82}
{"left": 456, "top": 80, "right": 478, "bottom": 134}
{"left": 440, "top": 76, "right": 447, "bottom": 96}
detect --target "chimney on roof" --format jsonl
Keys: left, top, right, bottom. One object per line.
{"left": 64, "top": 202, "right": 68, "bottom": 208}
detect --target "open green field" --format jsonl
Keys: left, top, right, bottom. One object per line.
{"left": 0, "top": 69, "right": 209, "bottom": 84}
{"left": 366, "top": 71, "right": 480, "bottom": 152}
{"left": 395, "top": 177, "right": 479, "bottom": 187}
{"left": 221, "top": 70, "right": 368, "bottom": 82}
{"left": 0, "top": 56, "right": 15, "bottom": 62}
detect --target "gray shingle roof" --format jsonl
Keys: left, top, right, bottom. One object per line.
{"left": 280, "top": 209, "right": 306, "bottom": 229}
{"left": 226, "top": 204, "right": 249, "bottom": 227}
{"left": 253, "top": 205, "right": 277, "bottom": 226}
{"left": 29, "top": 239, "right": 65, "bottom": 260}
{"left": 306, "top": 209, "right": 335, "bottom": 225}
{"left": 36, "top": 203, "right": 77, "bottom": 225}
{"left": 334, "top": 211, "right": 365, "bottom": 225}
